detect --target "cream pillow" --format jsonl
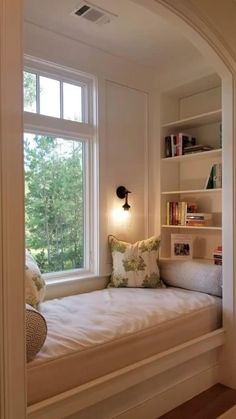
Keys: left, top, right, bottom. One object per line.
{"left": 159, "top": 259, "right": 222, "bottom": 297}
{"left": 25, "top": 250, "right": 46, "bottom": 308}
{"left": 26, "top": 304, "right": 47, "bottom": 362}
{"left": 108, "top": 235, "right": 165, "bottom": 288}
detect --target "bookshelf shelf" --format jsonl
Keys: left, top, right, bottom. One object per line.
{"left": 161, "top": 225, "right": 222, "bottom": 231}
{"left": 161, "top": 148, "right": 222, "bottom": 163}
{"left": 161, "top": 188, "right": 222, "bottom": 195}
{"left": 161, "top": 109, "right": 222, "bottom": 130}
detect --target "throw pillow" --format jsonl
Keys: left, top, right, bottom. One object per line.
{"left": 159, "top": 259, "right": 222, "bottom": 297}
{"left": 26, "top": 304, "right": 47, "bottom": 362}
{"left": 25, "top": 250, "right": 46, "bottom": 308}
{"left": 108, "top": 235, "right": 165, "bottom": 288}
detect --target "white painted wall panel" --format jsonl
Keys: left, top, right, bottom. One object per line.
{"left": 105, "top": 81, "right": 148, "bottom": 247}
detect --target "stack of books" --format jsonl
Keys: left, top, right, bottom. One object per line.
{"left": 183, "top": 144, "right": 213, "bottom": 154}
{"left": 185, "top": 213, "right": 212, "bottom": 227}
{"left": 213, "top": 246, "right": 222, "bottom": 265}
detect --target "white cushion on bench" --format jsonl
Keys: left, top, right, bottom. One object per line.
{"left": 27, "top": 287, "right": 221, "bottom": 405}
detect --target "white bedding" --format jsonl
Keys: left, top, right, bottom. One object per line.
{"left": 27, "top": 287, "right": 221, "bottom": 405}
{"left": 33, "top": 287, "right": 221, "bottom": 365}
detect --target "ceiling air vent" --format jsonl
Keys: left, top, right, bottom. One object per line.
{"left": 74, "top": 1, "right": 117, "bottom": 25}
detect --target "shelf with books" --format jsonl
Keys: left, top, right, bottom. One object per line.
{"left": 161, "top": 225, "right": 222, "bottom": 231}
{"left": 161, "top": 188, "right": 222, "bottom": 195}
{"left": 161, "top": 109, "right": 222, "bottom": 130}
{"left": 161, "top": 148, "right": 222, "bottom": 163}
{"left": 160, "top": 80, "right": 222, "bottom": 261}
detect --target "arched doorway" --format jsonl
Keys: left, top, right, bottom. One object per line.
{"left": 1, "top": 1, "right": 236, "bottom": 418}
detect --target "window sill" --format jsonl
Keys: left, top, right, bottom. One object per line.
{"left": 44, "top": 274, "right": 109, "bottom": 301}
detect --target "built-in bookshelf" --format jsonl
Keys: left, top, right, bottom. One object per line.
{"left": 160, "top": 77, "right": 222, "bottom": 261}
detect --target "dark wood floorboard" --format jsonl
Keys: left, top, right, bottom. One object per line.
{"left": 159, "top": 384, "right": 236, "bottom": 419}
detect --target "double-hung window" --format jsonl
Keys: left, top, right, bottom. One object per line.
{"left": 23, "top": 57, "right": 97, "bottom": 281}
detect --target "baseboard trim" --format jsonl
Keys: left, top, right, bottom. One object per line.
{"left": 116, "top": 364, "right": 219, "bottom": 418}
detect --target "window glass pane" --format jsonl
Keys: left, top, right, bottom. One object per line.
{"left": 24, "top": 72, "right": 36, "bottom": 113}
{"left": 63, "top": 82, "right": 82, "bottom": 122}
{"left": 39, "top": 76, "right": 60, "bottom": 118}
{"left": 24, "top": 133, "right": 84, "bottom": 274}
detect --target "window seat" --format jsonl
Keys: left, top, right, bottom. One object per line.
{"left": 27, "top": 287, "right": 222, "bottom": 406}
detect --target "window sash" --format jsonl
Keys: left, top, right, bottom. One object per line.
{"left": 23, "top": 56, "right": 97, "bottom": 280}
{"left": 24, "top": 54, "right": 95, "bottom": 125}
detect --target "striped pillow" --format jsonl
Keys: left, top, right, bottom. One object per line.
{"left": 26, "top": 304, "right": 47, "bottom": 362}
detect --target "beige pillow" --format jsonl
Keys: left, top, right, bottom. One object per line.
{"left": 26, "top": 304, "right": 47, "bottom": 362}
{"left": 25, "top": 250, "right": 46, "bottom": 308}
{"left": 159, "top": 259, "right": 222, "bottom": 297}
{"left": 108, "top": 235, "right": 165, "bottom": 288}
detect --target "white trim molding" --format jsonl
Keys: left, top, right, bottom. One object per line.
{"left": 27, "top": 329, "right": 225, "bottom": 419}
{"left": 0, "top": 0, "right": 26, "bottom": 418}
{"left": 133, "top": 0, "right": 236, "bottom": 390}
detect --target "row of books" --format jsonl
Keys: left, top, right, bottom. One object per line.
{"left": 164, "top": 133, "right": 214, "bottom": 157}
{"left": 165, "top": 134, "right": 196, "bottom": 157}
{"left": 213, "top": 245, "right": 222, "bottom": 265}
{"left": 166, "top": 201, "right": 213, "bottom": 226}
{"left": 205, "top": 163, "right": 222, "bottom": 189}
{"left": 167, "top": 201, "right": 187, "bottom": 225}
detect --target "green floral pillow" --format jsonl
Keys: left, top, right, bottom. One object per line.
{"left": 108, "top": 235, "right": 165, "bottom": 289}
{"left": 25, "top": 250, "right": 46, "bottom": 308}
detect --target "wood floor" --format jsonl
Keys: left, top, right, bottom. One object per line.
{"left": 159, "top": 384, "right": 236, "bottom": 419}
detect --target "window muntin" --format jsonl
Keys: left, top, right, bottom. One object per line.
{"left": 24, "top": 133, "right": 85, "bottom": 274}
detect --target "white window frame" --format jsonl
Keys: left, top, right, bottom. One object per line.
{"left": 24, "top": 55, "right": 98, "bottom": 283}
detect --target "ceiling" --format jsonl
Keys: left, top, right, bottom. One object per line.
{"left": 24, "top": 0, "right": 213, "bottom": 77}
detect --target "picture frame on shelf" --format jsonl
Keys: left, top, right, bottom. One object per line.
{"left": 171, "top": 234, "right": 193, "bottom": 260}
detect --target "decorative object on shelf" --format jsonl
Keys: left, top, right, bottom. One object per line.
{"left": 116, "top": 186, "right": 131, "bottom": 211}
{"left": 213, "top": 245, "right": 222, "bottom": 265}
{"left": 205, "top": 163, "right": 222, "bottom": 189}
{"left": 171, "top": 234, "right": 193, "bottom": 260}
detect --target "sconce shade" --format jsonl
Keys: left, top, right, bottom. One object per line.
{"left": 116, "top": 186, "right": 130, "bottom": 199}
{"left": 123, "top": 199, "right": 130, "bottom": 211}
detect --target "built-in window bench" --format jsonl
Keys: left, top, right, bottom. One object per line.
{"left": 27, "top": 264, "right": 224, "bottom": 419}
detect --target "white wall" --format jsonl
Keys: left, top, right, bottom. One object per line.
{"left": 24, "top": 22, "right": 154, "bottom": 278}
{"left": 24, "top": 22, "right": 156, "bottom": 91}
{"left": 105, "top": 82, "right": 148, "bottom": 237}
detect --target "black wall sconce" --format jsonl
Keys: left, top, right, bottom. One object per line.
{"left": 116, "top": 186, "right": 131, "bottom": 211}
